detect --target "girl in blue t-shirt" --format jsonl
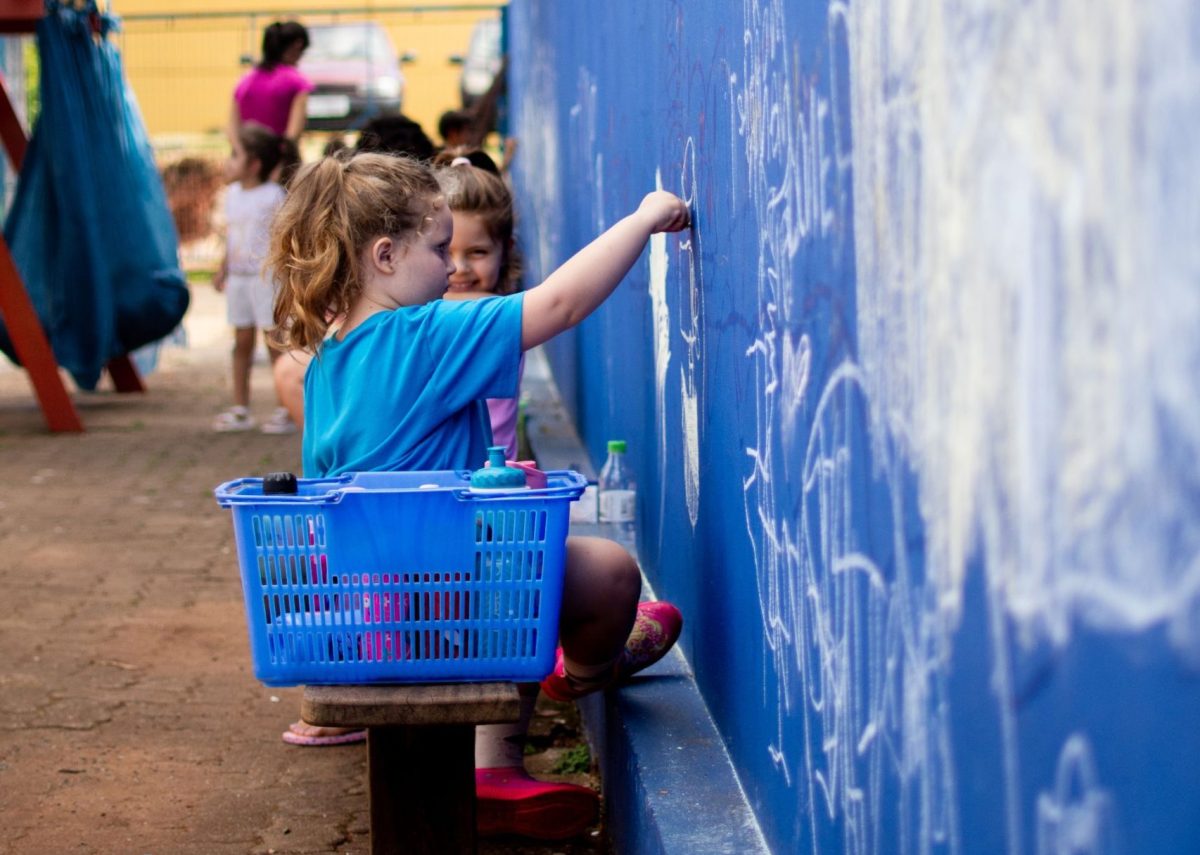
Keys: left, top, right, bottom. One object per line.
{"left": 268, "top": 151, "right": 686, "bottom": 840}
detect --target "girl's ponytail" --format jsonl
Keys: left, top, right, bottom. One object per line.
{"left": 259, "top": 23, "right": 284, "bottom": 68}
{"left": 270, "top": 156, "right": 356, "bottom": 351}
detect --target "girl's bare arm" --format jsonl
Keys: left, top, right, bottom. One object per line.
{"left": 285, "top": 92, "right": 309, "bottom": 142}
{"left": 521, "top": 191, "right": 689, "bottom": 350}
{"left": 226, "top": 100, "right": 242, "bottom": 145}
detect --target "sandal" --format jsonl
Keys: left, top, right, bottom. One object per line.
{"left": 541, "top": 601, "right": 683, "bottom": 702}
{"left": 280, "top": 721, "right": 366, "bottom": 747}
{"left": 260, "top": 406, "right": 298, "bottom": 435}
{"left": 212, "top": 406, "right": 256, "bottom": 433}
{"left": 615, "top": 600, "right": 683, "bottom": 683}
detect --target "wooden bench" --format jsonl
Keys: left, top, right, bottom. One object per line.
{"left": 302, "top": 682, "right": 521, "bottom": 855}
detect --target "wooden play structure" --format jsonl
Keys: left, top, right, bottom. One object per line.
{"left": 0, "top": 0, "right": 143, "bottom": 433}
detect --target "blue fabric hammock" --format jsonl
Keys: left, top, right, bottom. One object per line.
{"left": 0, "top": 1, "right": 188, "bottom": 390}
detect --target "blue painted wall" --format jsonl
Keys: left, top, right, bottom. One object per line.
{"left": 507, "top": 2, "right": 1200, "bottom": 853}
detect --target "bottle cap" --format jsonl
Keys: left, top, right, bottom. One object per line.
{"left": 469, "top": 446, "right": 528, "bottom": 491}
{"left": 607, "top": 439, "right": 627, "bottom": 453}
{"left": 262, "top": 471, "right": 298, "bottom": 495}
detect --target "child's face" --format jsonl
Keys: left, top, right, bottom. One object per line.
{"left": 368, "top": 203, "right": 455, "bottom": 308}
{"left": 447, "top": 212, "right": 505, "bottom": 296}
{"left": 225, "top": 139, "right": 258, "bottom": 185}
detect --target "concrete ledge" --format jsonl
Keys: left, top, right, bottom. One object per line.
{"left": 522, "top": 347, "right": 770, "bottom": 855}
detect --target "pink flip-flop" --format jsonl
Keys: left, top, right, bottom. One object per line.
{"left": 280, "top": 727, "right": 366, "bottom": 747}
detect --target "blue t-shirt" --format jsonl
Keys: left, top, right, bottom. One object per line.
{"left": 302, "top": 294, "right": 524, "bottom": 477}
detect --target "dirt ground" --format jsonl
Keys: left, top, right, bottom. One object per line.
{"left": 0, "top": 284, "right": 609, "bottom": 855}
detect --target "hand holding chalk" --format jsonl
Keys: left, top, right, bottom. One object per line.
{"left": 638, "top": 190, "right": 691, "bottom": 235}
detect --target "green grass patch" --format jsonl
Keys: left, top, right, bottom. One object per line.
{"left": 551, "top": 743, "right": 592, "bottom": 775}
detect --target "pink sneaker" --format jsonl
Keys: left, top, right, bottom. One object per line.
{"left": 475, "top": 766, "right": 598, "bottom": 839}
{"left": 540, "top": 601, "right": 683, "bottom": 702}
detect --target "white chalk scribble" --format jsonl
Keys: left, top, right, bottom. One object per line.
{"left": 738, "top": 2, "right": 960, "bottom": 854}
{"left": 1036, "top": 736, "right": 1118, "bottom": 855}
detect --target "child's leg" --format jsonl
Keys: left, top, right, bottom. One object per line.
{"left": 473, "top": 537, "right": 636, "bottom": 762}
{"left": 475, "top": 682, "right": 539, "bottom": 768}
{"left": 474, "top": 682, "right": 598, "bottom": 839}
{"left": 272, "top": 347, "right": 311, "bottom": 427}
{"left": 259, "top": 335, "right": 302, "bottom": 435}
{"left": 541, "top": 538, "right": 684, "bottom": 703}
{"left": 557, "top": 535, "right": 641, "bottom": 682}
{"left": 231, "top": 326, "right": 257, "bottom": 407}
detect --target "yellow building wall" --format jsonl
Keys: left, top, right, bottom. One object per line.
{"left": 113, "top": 0, "right": 503, "bottom": 144}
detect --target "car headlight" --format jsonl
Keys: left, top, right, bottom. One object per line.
{"left": 367, "top": 76, "right": 402, "bottom": 99}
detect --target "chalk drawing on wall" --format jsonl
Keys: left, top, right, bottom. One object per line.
{"left": 649, "top": 144, "right": 707, "bottom": 536}
{"left": 737, "top": 2, "right": 961, "bottom": 853}
{"left": 513, "top": 2, "right": 1197, "bottom": 853}
{"left": 677, "top": 138, "right": 705, "bottom": 527}
{"left": 842, "top": 0, "right": 1200, "bottom": 657}
{"left": 649, "top": 174, "right": 673, "bottom": 543}
{"left": 1035, "top": 735, "right": 1118, "bottom": 855}
{"left": 834, "top": 0, "right": 1200, "bottom": 851}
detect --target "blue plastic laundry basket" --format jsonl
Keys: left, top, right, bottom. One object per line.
{"left": 215, "top": 469, "right": 585, "bottom": 687}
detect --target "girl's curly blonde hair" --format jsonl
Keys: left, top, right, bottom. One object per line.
{"left": 269, "top": 151, "right": 443, "bottom": 351}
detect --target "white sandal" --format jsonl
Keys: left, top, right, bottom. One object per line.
{"left": 212, "top": 406, "right": 256, "bottom": 432}
{"left": 260, "top": 406, "right": 298, "bottom": 435}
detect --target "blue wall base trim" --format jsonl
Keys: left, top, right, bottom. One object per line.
{"left": 577, "top": 636, "right": 771, "bottom": 855}
{"left": 523, "top": 347, "right": 771, "bottom": 855}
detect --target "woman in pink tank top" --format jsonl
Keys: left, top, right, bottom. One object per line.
{"left": 230, "top": 21, "right": 314, "bottom": 142}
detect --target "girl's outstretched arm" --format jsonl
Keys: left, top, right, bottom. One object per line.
{"left": 521, "top": 190, "right": 689, "bottom": 350}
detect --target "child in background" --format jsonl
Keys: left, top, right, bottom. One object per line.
{"left": 435, "top": 144, "right": 502, "bottom": 177}
{"left": 212, "top": 122, "right": 300, "bottom": 434}
{"left": 269, "top": 151, "right": 685, "bottom": 840}
{"left": 434, "top": 153, "right": 522, "bottom": 457}
{"left": 161, "top": 157, "right": 221, "bottom": 244}
{"left": 437, "top": 108, "right": 472, "bottom": 150}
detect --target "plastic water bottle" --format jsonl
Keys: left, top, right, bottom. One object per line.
{"left": 598, "top": 439, "right": 637, "bottom": 551}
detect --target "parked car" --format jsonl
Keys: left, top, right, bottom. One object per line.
{"left": 300, "top": 22, "right": 406, "bottom": 131}
{"left": 450, "top": 17, "right": 501, "bottom": 109}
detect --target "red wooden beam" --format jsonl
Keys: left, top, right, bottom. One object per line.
{"left": 0, "top": 238, "right": 83, "bottom": 431}
{"left": 0, "top": 52, "right": 85, "bottom": 429}
{"left": 0, "top": 0, "right": 42, "bottom": 34}
{"left": 106, "top": 354, "right": 146, "bottom": 392}
{"left": 0, "top": 73, "right": 25, "bottom": 169}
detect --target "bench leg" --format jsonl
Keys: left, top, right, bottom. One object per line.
{"left": 367, "top": 724, "right": 477, "bottom": 855}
